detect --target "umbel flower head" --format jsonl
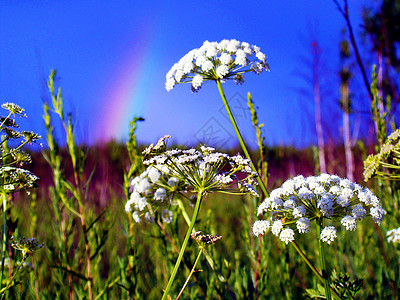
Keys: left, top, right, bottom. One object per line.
{"left": 11, "top": 236, "right": 44, "bottom": 258}
{"left": 0, "top": 103, "right": 40, "bottom": 194}
{"left": 126, "top": 136, "right": 259, "bottom": 223}
{"left": 387, "top": 227, "right": 400, "bottom": 243}
{"left": 165, "top": 39, "right": 269, "bottom": 92}
{"left": 0, "top": 167, "right": 39, "bottom": 192}
{"left": 364, "top": 128, "right": 400, "bottom": 181}
{"left": 125, "top": 162, "right": 181, "bottom": 224}
{"left": 253, "top": 174, "right": 386, "bottom": 245}
{"left": 191, "top": 231, "right": 222, "bottom": 246}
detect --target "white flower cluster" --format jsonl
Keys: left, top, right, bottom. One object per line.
{"left": 0, "top": 166, "right": 39, "bottom": 192}
{"left": 143, "top": 145, "right": 259, "bottom": 196}
{"left": 1, "top": 102, "right": 26, "bottom": 117}
{"left": 125, "top": 164, "right": 179, "bottom": 224}
{"left": 165, "top": 39, "right": 269, "bottom": 92}
{"left": 387, "top": 227, "right": 400, "bottom": 243}
{"left": 253, "top": 174, "right": 386, "bottom": 245}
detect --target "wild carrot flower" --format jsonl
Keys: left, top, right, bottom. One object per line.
{"left": 191, "top": 231, "right": 222, "bottom": 246}
{"left": 1, "top": 103, "right": 26, "bottom": 117}
{"left": 254, "top": 174, "right": 386, "bottom": 244}
{"left": 126, "top": 136, "right": 259, "bottom": 223}
{"left": 0, "top": 103, "right": 40, "bottom": 194}
{"left": 165, "top": 39, "right": 270, "bottom": 92}
{"left": 10, "top": 236, "right": 44, "bottom": 258}
{"left": 387, "top": 227, "right": 400, "bottom": 243}
{"left": 142, "top": 137, "right": 258, "bottom": 195}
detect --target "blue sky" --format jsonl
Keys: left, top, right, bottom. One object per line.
{"left": 0, "top": 0, "right": 370, "bottom": 149}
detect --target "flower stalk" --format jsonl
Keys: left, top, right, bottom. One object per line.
{"left": 175, "top": 247, "right": 204, "bottom": 300}
{"left": 0, "top": 256, "right": 26, "bottom": 299}
{"left": 216, "top": 79, "right": 268, "bottom": 197}
{"left": 317, "top": 220, "right": 332, "bottom": 300}
{"left": 0, "top": 194, "right": 6, "bottom": 291}
{"left": 161, "top": 190, "right": 204, "bottom": 300}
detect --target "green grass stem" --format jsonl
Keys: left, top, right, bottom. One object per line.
{"left": 161, "top": 190, "right": 204, "bottom": 300}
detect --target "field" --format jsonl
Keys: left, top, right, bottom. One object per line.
{"left": 0, "top": 67, "right": 399, "bottom": 300}
{"left": 2, "top": 12, "right": 400, "bottom": 297}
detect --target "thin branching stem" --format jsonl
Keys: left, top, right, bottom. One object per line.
{"left": 161, "top": 190, "right": 204, "bottom": 300}
{"left": 175, "top": 248, "right": 203, "bottom": 300}
{"left": 0, "top": 255, "right": 27, "bottom": 299}
{"left": 334, "top": 0, "right": 373, "bottom": 100}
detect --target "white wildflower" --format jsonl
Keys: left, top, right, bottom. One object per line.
{"left": 256, "top": 51, "right": 266, "bottom": 63}
{"left": 370, "top": 206, "right": 386, "bottom": 225}
{"left": 336, "top": 195, "right": 350, "bottom": 207}
{"left": 358, "top": 190, "right": 371, "bottom": 205}
{"left": 154, "top": 188, "right": 167, "bottom": 201}
{"left": 296, "top": 217, "right": 311, "bottom": 233}
{"left": 252, "top": 220, "right": 270, "bottom": 236}
{"left": 257, "top": 200, "right": 270, "bottom": 216}
{"left": 220, "top": 53, "right": 233, "bottom": 65}
{"left": 329, "top": 186, "right": 341, "bottom": 195}
{"left": 161, "top": 209, "right": 173, "bottom": 224}
{"left": 125, "top": 199, "right": 135, "bottom": 213}
{"left": 279, "top": 228, "right": 295, "bottom": 244}
{"left": 132, "top": 211, "right": 141, "bottom": 223}
{"left": 271, "top": 220, "right": 283, "bottom": 236}
{"left": 320, "top": 226, "right": 337, "bottom": 244}
{"left": 135, "top": 196, "right": 148, "bottom": 211}
{"left": 235, "top": 50, "right": 247, "bottom": 66}
{"left": 168, "top": 177, "right": 179, "bottom": 187}
{"left": 145, "top": 212, "right": 154, "bottom": 223}
{"left": 298, "top": 187, "right": 313, "bottom": 199}
{"left": 215, "top": 174, "right": 233, "bottom": 184}
{"left": 270, "top": 197, "right": 284, "bottom": 209}
{"left": 216, "top": 65, "right": 229, "bottom": 78}
{"left": 192, "top": 74, "right": 204, "bottom": 90}
{"left": 147, "top": 166, "right": 162, "bottom": 184}
{"left": 201, "top": 60, "right": 214, "bottom": 72}
{"left": 165, "top": 39, "right": 268, "bottom": 91}
{"left": 352, "top": 205, "right": 367, "bottom": 220}
{"left": 293, "top": 205, "right": 306, "bottom": 218}
{"left": 341, "top": 215, "right": 357, "bottom": 231}
{"left": 387, "top": 228, "right": 400, "bottom": 243}
{"left": 283, "top": 198, "right": 296, "bottom": 209}
{"left": 136, "top": 178, "right": 152, "bottom": 195}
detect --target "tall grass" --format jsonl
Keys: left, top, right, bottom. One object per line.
{"left": 0, "top": 62, "right": 399, "bottom": 299}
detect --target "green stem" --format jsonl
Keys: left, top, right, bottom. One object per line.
{"left": 291, "top": 240, "right": 340, "bottom": 299}
{"left": 175, "top": 248, "right": 204, "bottom": 300}
{"left": 291, "top": 241, "right": 323, "bottom": 282}
{"left": 215, "top": 80, "right": 268, "bottom": 197}
{"left": 161, "top": 190, "right": 204, "bottom": 300}
{"left": 0, "top": 194, "right": 6, "bottom": 290}
{"left": 0, "top": 256, "right": 26, "bottom": 299}
{"left": 317, "top": 221, "right": 332, "bottom": 300}
{"left": 177, "top": 199, "right": 223, "bottom": 278}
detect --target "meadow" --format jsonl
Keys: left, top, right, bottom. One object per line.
{"left": 1, "top": 37, "right": 400, "bottom": 300}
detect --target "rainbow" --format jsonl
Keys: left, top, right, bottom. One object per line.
{"left": 96, "top": 28, "right": 157, "bottom": 143}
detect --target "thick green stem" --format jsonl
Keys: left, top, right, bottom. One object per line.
{"left": 161, "top": 190, "right": 204, "bottom": 300}
{"left": 291, "top": 241, "right": 323, "bottom": 282}
{"left": 215, "top": 80, "right": 268, "bottom": 197}
{"left": 317, "top": 221, "right": 332, "bottom": 300}
{"left": 0, "top": 194, "right": 6, "bottom": 290}
{"left": 291, "top": 240, "right": 340, "bottom": 299}
{"left": 176, "top": 248, "right": 203, "bottom": 300}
